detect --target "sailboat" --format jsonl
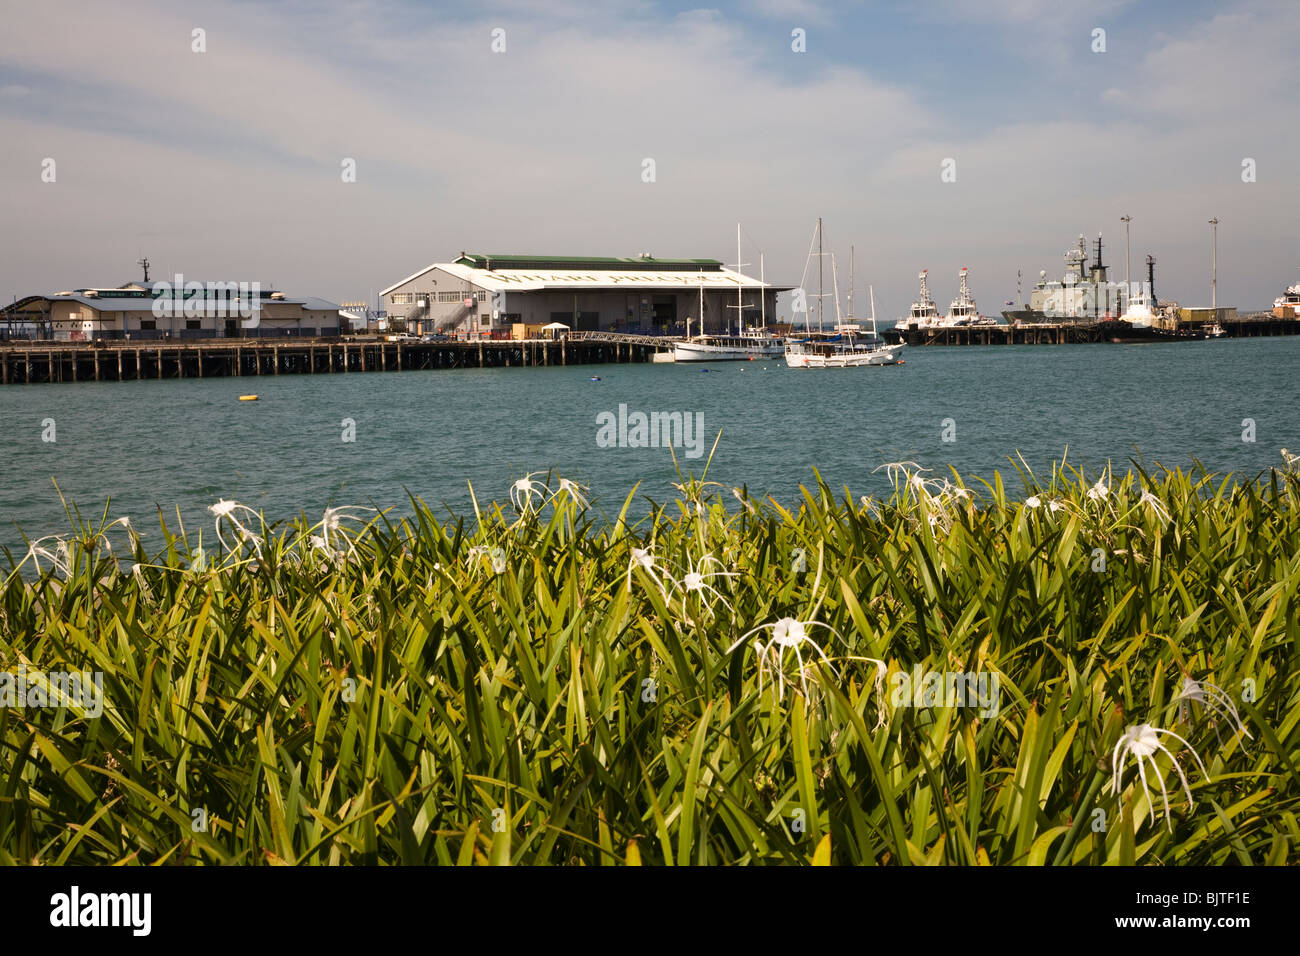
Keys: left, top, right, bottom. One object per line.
{"left": 784, "top": 223, "right": 905, "bottom": 368}
{"left": 674, "top": 223, "right": 784, "bottom": 362}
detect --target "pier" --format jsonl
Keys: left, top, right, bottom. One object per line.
{"left": 893, "top": 314, "right": 1299, "bottom": 346}
{"left": 0, "top": 336, "right": 666, "bottom": 385}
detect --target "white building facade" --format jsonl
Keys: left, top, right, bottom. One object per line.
{"left": 379, "top": 254, "right": 787, "bottom": 337}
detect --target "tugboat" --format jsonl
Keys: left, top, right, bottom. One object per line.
{"left": 1109, "top": 256, "right": 1206, "bottom": 343}
{"left": 941, "top": 268, "right": 997, "bottom": 326}
{"left": 890, "top": 270, "right": 941, "bottom": 340}
{"left": 1273, "top": 269, "right": 1300, "bottom": 318}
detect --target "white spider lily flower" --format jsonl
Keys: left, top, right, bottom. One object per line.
{"left": 664, "top": 555, "right": 736, "bottom": 620}
{"left": 873, "top": 460, "right": 927, "bottom": 487}
{"left": 1110, "top": 723, "right": 1209, "bottom": 832}
{"left": 1024, "top": 495, "right": 1041, "bottom": 509}
{"left": 208, "top": 499, "right": 263, "bottom": 556}
{"left": 727, "top": 617, "right": 838, "bottom": 702}
{"left": 550, "top": 477, "right": 590, "bottom": 509}
{"left": 858, "top": 495, "right": 884, "bottom": 521}
{"left": 129, "top": 562, "right": 154, "bottom": 600}
{"left": 1138, "top": 490, "right": 1171, "bottom": 524}
{"left": 509, "top": 473, "right": 551, "bottom": 512}
{"left": 1281, "top": 448, "right": 1298, "bottom": 471}
{"left": 320, "top": 505, "right": 375, "bottom": 553}
{"left": 1049, "top": 499, "right": 1064, "bottom": 513}
{"left": 466, "top": 545, "right": 506, "bottom": 575}
{"left": 1173, "top": 676, "right": 1252, "bottom": 746}
{"left": 731, "top": 487, "right": 757, "bottom": 515}
{"left": 1087, "top": 479, "right": 1110, "bottom": 501}
{"left": 726, "top": 618, "right": 886, "bottom": 719}
{"left": 625, "top": 546, "right": 666, "bottom": 595}
{"left": 25, "top": 535, "right": 72, "bottom": 578}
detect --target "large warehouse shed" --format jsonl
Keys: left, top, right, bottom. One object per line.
{"left": 379, "top": 253, "right": 790, "bottom": 337}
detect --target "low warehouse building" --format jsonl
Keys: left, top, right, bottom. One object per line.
{"left": 379, "top": 253, "right": 788, "bottom": 337}
{"left": 1, "top": 279, "right": 342, "bottom": 341}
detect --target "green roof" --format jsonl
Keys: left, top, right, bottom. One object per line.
{"left": 454, "top": 254, "right": 725, "bottom": 272}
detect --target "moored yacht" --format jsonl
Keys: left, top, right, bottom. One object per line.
{"left": 673, "top": 223, "right": 784, "bottom": 361}
{"left": 784, "top": 328, "right": 904, "bottom": 367}
{"left": 674, "top": 329, "right": 785, "bottom": 361}
{"left": 786, "top": 233, "right": 904, "bottom": 367}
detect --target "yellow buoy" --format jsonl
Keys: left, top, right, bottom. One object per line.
{"left": 239, "top": 394, "right": 259, "bottom": 401}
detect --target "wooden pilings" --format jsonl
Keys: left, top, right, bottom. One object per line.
{"left": 0, "top": 338, "right": 662, "bottom": 385}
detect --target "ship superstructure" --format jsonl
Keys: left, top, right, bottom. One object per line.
{"left": 1003, "top": 233, "right": 1124, "bottom": 323}
{"left": 1274, "top": 269, "right": 1300, "bottom": 318}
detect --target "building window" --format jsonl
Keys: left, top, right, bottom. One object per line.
{"left": 140, "top": 319, "right": 156, "bottom": 330}
{"left": 186, "top": 320, "right": 202, "bottom": 330}
{"left": 390, "top": 293, "right": 414, "bottom": 305}
{"left": 480, "top": 314, "right": 490, "bottom": 326}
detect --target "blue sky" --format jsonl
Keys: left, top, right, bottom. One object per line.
{"left": 2, "top": 0, "right": 1296, "bottom": 318}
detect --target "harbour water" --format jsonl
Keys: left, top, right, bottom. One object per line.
{"left": 1, "top": 338, "right": 1296, "bottom": 556}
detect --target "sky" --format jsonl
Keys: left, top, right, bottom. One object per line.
{"left": 1, "top": 0, "right": 1297, "bottom": 318}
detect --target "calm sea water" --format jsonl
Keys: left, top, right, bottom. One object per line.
{"left": 1, "top": 338, "right": 1296, "bottom": 554}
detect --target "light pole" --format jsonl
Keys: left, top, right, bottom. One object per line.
{"left": 1120, "top": 214, "right": 1132, "bottom": 314}
{"left": 1208, "top": 217, "right": 1219, "bottom": 311}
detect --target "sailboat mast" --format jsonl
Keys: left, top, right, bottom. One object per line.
{"left": 818, "top": 217, "right": 824, "bottom": 333}
{"left": 736, "top": 222, "right": 742, "bottom": 337}
{"left": 831, "top": 253, "right": 842, "bottom": 325}
{"left": 760, "top": 252, "right": 766, "bottom": 328}
{"left": 870, "top": 284, "right": 878, "bottom": 337}
{"left": 849, "top": 245, "right": 855, "bottom": 320}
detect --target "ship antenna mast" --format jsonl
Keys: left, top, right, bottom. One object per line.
{"left": 137, "top": 257, "right": 150, "bottom": 283}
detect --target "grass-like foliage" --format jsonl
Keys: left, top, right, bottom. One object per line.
{"left": 2, "top": 459, "right": 1299, "bottom": 865}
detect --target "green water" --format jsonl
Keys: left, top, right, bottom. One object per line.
{"left": 1, "top": 339, "right": 1296, "bottom": 554}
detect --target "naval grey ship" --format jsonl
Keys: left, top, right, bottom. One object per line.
{"left": 1002, "top": 234, "right": 1122, "bottom": 324}
{"left": 1003, "top": 233, "right": 1204, "bottom": 342}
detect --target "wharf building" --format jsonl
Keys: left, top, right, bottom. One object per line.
{"left": 1, "top": 277, "right": 342, "bottom": 341}
{"left": 378, "top": 253, "right": 788, "bottom": 337}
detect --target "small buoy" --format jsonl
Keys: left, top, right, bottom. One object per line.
{"left": 239, "top": 394, "right": 259, "bottom": 401}
{"left": 589, "top": 376, "right": 601, "bottom": 382}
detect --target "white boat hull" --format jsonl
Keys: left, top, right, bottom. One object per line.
{"left": 673, "top": 340, "right": 784, "bottom": 362}
{"left": 784, "top": 343, "right": 905, "bottom": 368}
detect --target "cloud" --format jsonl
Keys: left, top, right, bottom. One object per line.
{"left": 0, "top": 0, "right": 1295, "bottom": 315}
{"left": 748, "top": 0, "right": 834, "bottom": 25}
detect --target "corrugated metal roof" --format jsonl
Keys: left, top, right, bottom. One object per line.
{"left": 455, "top": 254, "right": 725, "bottom": 271}
{"left": 383, "top": 262, "right": 790, "bottom": 295}
{"left": 35, "top": 294, "right": 339, "bottom": 313}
